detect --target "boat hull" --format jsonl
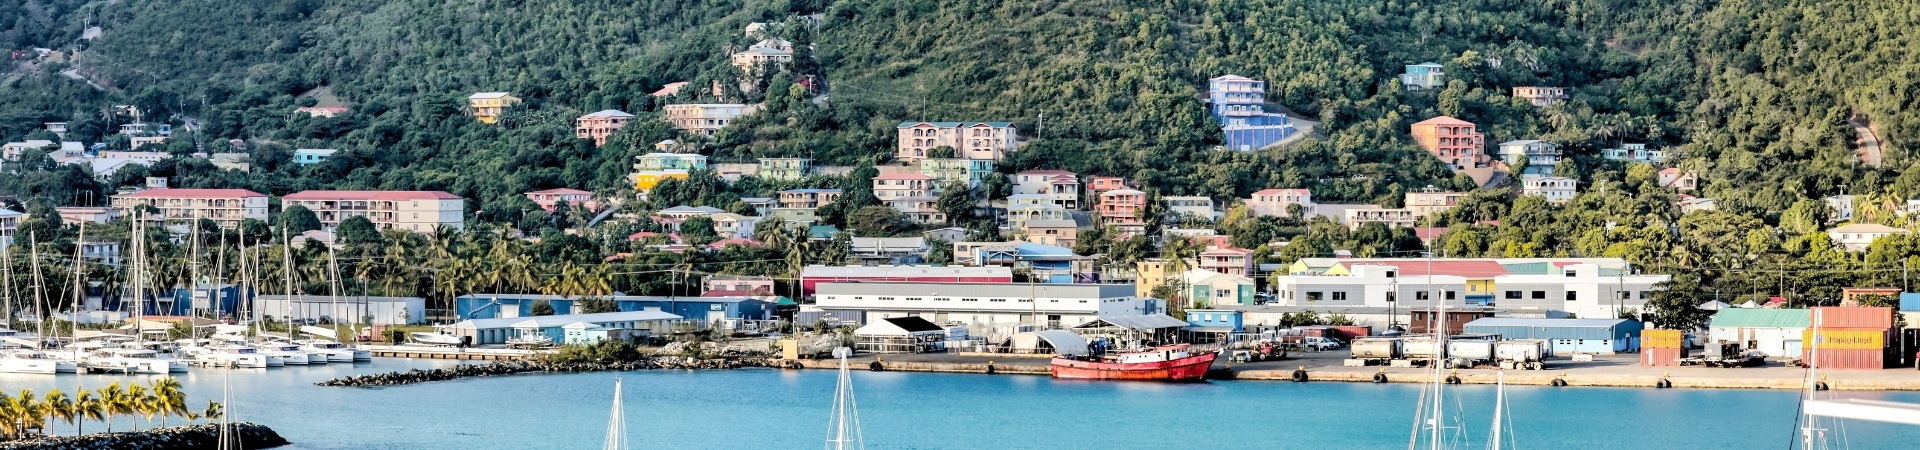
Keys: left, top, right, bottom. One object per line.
{"left": 0, "top": 359, "right": 76, "bottom": 374}
{"left": 1050, "top": 352, "right": 1218, "bottom": 381}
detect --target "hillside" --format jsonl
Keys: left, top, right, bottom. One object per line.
{"left": 5, "top": 0, "right": 1920, "bottom": 304}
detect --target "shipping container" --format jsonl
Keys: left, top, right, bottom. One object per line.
{"left": 1810, "top": 307, "right": 1894, "bottom": 329}
{"left": 1447, "top": 340, "right": 1495, "bottom": 359}
{"left": 1351, "top": 338, "right": 1401, "bottom": 359}
{"left": 1330, "top": 325, "right": 1371, "bottom": 342}
{"left": 1801, "top": 328, "right": 1888, "bottom": 351}
{"left": 1799, "top": 348, "right": 1885, "bottom": 370}
{"left": 1403, "top": 336, "right": 1444, "bottom": 359}
{"left": 1643, "top": 329, "right": 1685, "bottom": 349}
{"left": 1299, "top": 326, "right": 1334, "bottom": 338}
{"left": 1641, "top": 347, "right": 1687, "bottom": 367}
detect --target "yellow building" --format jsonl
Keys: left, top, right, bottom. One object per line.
{"left": 631, "top": 153, "right": 708, "bottom": 191}
{"left": 468, "top": 92, "right": 522, "bottom": 124}
{"left": 1134, "top": 259, "right": 1173, "bottom": 297}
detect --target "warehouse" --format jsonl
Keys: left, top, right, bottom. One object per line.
{"left": 1462, "top": 317, "right": 1644, "bottom": 354}
{"left": 255, "top": 295, "right": 426, "bottom": 325}
{"left": 450, "top": 310, "right": 684, "bottom": 345}
{"left": 814, "top": 282, "right": 1152, "bottom": 329}
{"left": 1707, "top": 309, "right": 1809, "bottom": 359}
{"left": 453, "top": 294, "right": 773, "bottom": 323}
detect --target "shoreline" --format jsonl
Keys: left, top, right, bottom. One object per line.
{"left": 785, "top": 356, "right": 1920, "bottom": 391}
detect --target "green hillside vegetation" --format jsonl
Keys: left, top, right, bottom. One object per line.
{"left": 5, "top": 0, "right": 1920, "bottom": 316}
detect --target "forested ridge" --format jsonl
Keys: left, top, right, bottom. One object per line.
{"left": 5, "top": 0, "right": 1920, "bottom": 315}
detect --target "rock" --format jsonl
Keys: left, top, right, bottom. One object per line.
{"left": 0, "top": 422, "right": 289, "bottom": 450}
{"left": 316, "top": 353, "right": 777, "bottom": 387}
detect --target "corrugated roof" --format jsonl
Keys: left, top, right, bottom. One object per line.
{"left": 1465, "top": 318, "right": 1632, "bottom": 328}
{"left": 456, "top": 310, "right": 682, "bottom": 330}
{"left": 1710, "top": 308, "right": 1810, "bottom": 328}
{"left": 802, "top": 265, "right": 1009, "bottom": 278}
{"left": 1074, "top": 314, "right": 1190, "bottom": 330}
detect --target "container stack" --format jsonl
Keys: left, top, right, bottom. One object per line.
{"left": 1641, "top": 329, "right": 1687, "bottom": 366}
{"left": 1801, "top": 306, "right": 1895, "bottom": 370}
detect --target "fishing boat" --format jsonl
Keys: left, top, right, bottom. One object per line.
{"left": 506, "top": 331, "right": 554, "bottom": 348}
{"left": 0, "top": 348, "right": 78, "bottom": 373}
{"left": 1049, "top": 343, "right": 1218, "bottom": 381}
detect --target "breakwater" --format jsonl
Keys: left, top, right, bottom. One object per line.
{"left": 320, "top": 356, "right": 775, "bottom": 387}
{"left": 0, "top": 423, "right": 288, "bottom": 450}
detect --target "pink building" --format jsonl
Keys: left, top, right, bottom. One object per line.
{"left": 1198, "top": 246, "right": 1254, "bottom": 276}
{"left": 894, "top": 121, "right": 1019, "bottom": 162}
{"left": 1088, "top": 176, "right": 1132, "bottom": 194}
{"left": 281, "top": 190, "right": 466, "bottom": 234}
{"left": 1246, "top": 188, "right": 1312, "bottom": 217}
{"left": 1098, "top": 189, "right": 1148, "bottom": 234}
{"left": 1410, "top": 116, "right": 1485, "bottom": 170}
{"left": 525, "top": 188, "right": 597, "bottom": 212}
{"left": 575, "top": 110, "right": 634, "bottom": 146}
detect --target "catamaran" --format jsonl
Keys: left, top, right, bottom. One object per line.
{"left": 0, "top": 347, "right": 77, "bottom": 373}
{"left": 294, "top": 338, "right": 370, "bottom": 362}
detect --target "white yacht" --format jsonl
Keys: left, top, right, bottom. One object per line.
{"left": 215, "top": 335, "right": 298, "bottom": 366}
{"left": 84, "top": 348, "right": 176, "bottom": 374}
{"left": 199, "top": 346, "right": 271, "bottom": 369}
{"left": 261, "top": 342, "right": 328, "bottom": 365}
{"left": 0, "top": 349, "right": 79, "bottom": 374}
{"left": 295, "top": 339, "right": 371, "bottom": 362}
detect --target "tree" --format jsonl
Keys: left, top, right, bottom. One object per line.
{"left": 927, "top": 237, "right": 953, "bottom": 264}
{"left": 936, "top": 181, "right": 975, "bottom": 225}
{"left": 279, "top": 205, "right": 322, "bottom": 234}
{"left": 337, "top": 216, "right": 382, "bottom": 245}
{"left": 578, "top": 298, "right": 618, "bottom": 314}
{"left": 529, "top": 300, "right": 556, "bottom": 316}
{"left": 679, "top": 216, "right": 719, "bottom": 246}
{"left": 848, "top": 205, "right": 904, "bottom": 236}
{"left": 1644, "top": 272, "right": 1711, "bottom": 331}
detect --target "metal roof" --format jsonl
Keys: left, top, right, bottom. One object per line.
{"left": 1012, "top": 330, "right": 1088, "bottom": 356}
{"left": 456, "top": 310, "right": 682, "bottom": 330}
{"left": 1073, "top": 314, "right": 1189, "bottom": 330}
{"left": 802, "top": 265, "right": 1009, "bottom": 278}
{"left": 1465, "top": 318, "right": 1632, "bottom": 328}
{"left": 1710, "top": 308, "right": 1810, "bottom": 328}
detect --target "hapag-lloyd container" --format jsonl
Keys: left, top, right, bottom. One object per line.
{"left": 1798, "top": 347, "right": 1886, "bottom": 370}
{"left": 1810, "top": 307, "right": 1895, "bottom": 329}
{"left": 1643, "top": 329, "right": 1685, "bottom": 349}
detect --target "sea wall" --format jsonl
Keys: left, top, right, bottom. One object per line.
{"left": 321, "top": 356, "right": 775, "bottom": 387}
{"left": 0, "top": 423, "right": 288, "bottom": 450}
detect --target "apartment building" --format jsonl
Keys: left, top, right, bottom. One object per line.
{"left": 1007, "top": 194, "right": 1069, "bottom": 231}
{"left": 1522, "top": 177, "right": 1578, "bottom": 203}
{"left": 1021, "top": 219, "right": 1079, "bottom": 248}
{"left": 873, "top": 173, "right": 935, "bottom": 200}
{"left": 468, "top": 92, "right": 521, "bottom": 124}
{"left": 1098, "top": 189, "right": 1148, "bottom": 235}
{"left": 665, "top": 104, "right": 756, "bottom": 136}
{"left": 757, "top": 158, "right": 813, "bottom": 181}
{"left": 575, "top": 110, "right": 635, "bottom": 146}
{"left": 1404, "top": 190, "right": 1467, "bottom": 217}
{"left": 730, "top": 39, "right": 794, "bottom": 74}
{"left": 632, "top": 153, "right": 708, "bottom": 191}
{"left": 922, "top": 158, "right": 995, "bottom": 189}
{"left": 1399, "top": 63, "right": 1446, "bottom": 90}
{"left": 1511, "top": 86, "right": 1569, "bottom": 106}
{"left": 888, "top": 197, "right": 947, "bottom": 225}
{"left": 1497, "top": 140, "right": 1561, "bottom": 176}
{"left": 709, "top": 213, "right": 760, "bottom": 239}
{"left": 0, "top": 208, "right": 20, "bottom": 248}
{"left": 1164, "top": 196, "right": 1216, "bottom": 221}
{"left": 894, "top": 121, "right": 1019, "bottom": 163}
{"left": 524, "top": 188, "right": 597, "bottom": 212}
{"left": 109, "top": 188, "right": 269, "bottom": 229}
{"left": 778, "top": 189, "right": 842, "bottom": 209}
{"left": 1208, "top": 74, "right": 1297, "bottom": 151}
{"left": 1198, "top": 246, "right": 1254, "bottom": 276}
{"left": 1013, "top": 170, "right": 1081, "bottom": 209}
{"left": 1246, "top": 188, "right": 1311, "bottom": 217}
{"left": 1343, "top": 208, "right": 1417, "bottom": 229}
{"left": 1411, "top": 116, "right": 1485, "bottom": 170}
{"left": 281, "top": 190, "right": 466, "bottom": 234}
{"left": 1603, "top": 143, "right": 1664, "bottom": 163}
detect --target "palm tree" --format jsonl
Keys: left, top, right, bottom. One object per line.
{"left": 74, "top": 390, "right": 103, "bottom": 436}
{"left": 41, "top": 390, "right": 71, "bottom": 437}
{"left": 200, "top": 401, "right": 223, "bottom": 425}
{"left": 0, "top": 391, "right": 20, "bottom": 440}
{"left": 150, "top": 378, "right": 187, "bottom": 427}
{"left": 10, "top": 390, "right": 44, "bottom": 439}
{"left": 1161, "top": 236, "right": 1202, "bottom": 308}
{"left": 120, "top": 383, "right": 148, "bottom": 431}
{"left": 98, "top": 383, "right": 124, "bottom": 433}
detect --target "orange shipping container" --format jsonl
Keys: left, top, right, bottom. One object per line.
{"left": 1802, "top": 329, "right": 1888, "bottom": 351}
{"left": 1800, "top": 348, "right": 1885, "bottom": 370}
{"left": 1810, "top": 307, "right": 1894, "bottom": 329}
{"left": 1642, "top": 329, "right": 1685, "bottom": 349}
{"left": 1641, "top": 347, "right": 1686, "bottom": 366}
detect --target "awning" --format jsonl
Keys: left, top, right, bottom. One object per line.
{"left": 1011, "top": 330, "right": 1088, "bottom": 356}
{"left": 1073, "top": 314, "right": 1190, "bottom": 330}
{"left": 1186, "top": 326, "right": 1237, "bottom": 333}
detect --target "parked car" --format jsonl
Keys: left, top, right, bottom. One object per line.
{"left": 1301, "top": 336, "right": 1342, "bottom": 351}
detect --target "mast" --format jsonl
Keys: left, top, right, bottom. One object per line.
{"left": 190, "top": 221, "right": 202, "bottom": 319}
{"left": 1488, "top": 372, "right": 1504, "bottom": 450}
{"left": 826, "top": 347, "right": 863, "bottom": 450}
{"left": 29, "top": 232, "right": 46, "bottom": 338}
{"left": 1428, "top": 247, "right": 1443, "bottom": 450}
{"left": 328, "top": 245, "right": 345, "bottom": 340}
{"left": 67, "top": 223, "right": 88, "bottom": 341}
{"left": 603, "top": 378, "right": 627, "bottom": 450}
{"left": 282, "top": 226, "right": 295, "bottom": 334}
{"left": 2, "top": 234, "right": 13, "bottom": 329}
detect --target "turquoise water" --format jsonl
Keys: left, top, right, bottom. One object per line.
{"left": 5, "top": 359, "right": 1920, "bottom": 449}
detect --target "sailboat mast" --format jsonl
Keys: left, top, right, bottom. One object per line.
{"left": 1428, "top": 249, "right": 1443, "bottom": 450}
{"left": 29, "top": 232, "right": 46, "bottom": 338}
{"left": 68, "top": 223, "right": 88, "bottom": 340}
{"left": 2, "top": 235, "right": 13, "bottom": 328}
{"left": 282, "top": 227, "right": 295, "bottom": 333}
{"left": 190, "top": 222, "right": 201, "bottom": 320}
{"left": 604, "top": 378, "right": 626, "bottom": 450}
{"left": 1489, "top": 372, "right": 1504, "bottom": 450}
{"left": 328, "top": 246, "right": 345, "bottom": 339}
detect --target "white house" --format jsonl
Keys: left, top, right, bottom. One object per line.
{"left": 0, "top": 208, "right": 21, "bottom": 248}
{"left": 1824, "top": 195, "right": 1855, "bottom": 223}
{"left": 1826, "top": 223, "right": 1909, "bottom": 252}
{"left": 1522, "top": 176, "right": 1578, "bottom": 203}
{"left": 1487, "top": 264, "right": 1668, "bottom": 320}
{"left": 1271, "top": 264, "right": 1472, "bottom": 309}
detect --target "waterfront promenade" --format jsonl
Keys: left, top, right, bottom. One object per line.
{"left": 788, "top": 349, "right": 1920, "bottom": 390}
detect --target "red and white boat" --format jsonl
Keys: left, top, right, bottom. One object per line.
{"left": 1050, "top": 344, "right": 1218, "bottom": 381}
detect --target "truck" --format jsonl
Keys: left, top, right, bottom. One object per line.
{"left": 1349, "top": 337, "right": 1402, "bottom": 364}
{"left": 1684, "top": 341, "right": 1766, "bottom": 368}
{"left": 1494, "top": 339, "right": 1549, "bottom": 370}
{"left": 1401, "top": 336, "right": 1445, "bottom": 363}
{"left": 1445, "top": 340, "right": 1495, "bottom": 369}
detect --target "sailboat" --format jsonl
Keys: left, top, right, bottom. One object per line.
{"left": 604, "top": 378, "right": 628, "bottom": 450}
{"left": 826, "top": 347, "right": 864, "bottom": 450}
{"left": 1486, "top": 372, "right": 1514, "bottom": 450}
{"left": 1, "top": 233, "right": 78, "bottom": 374}
{"left": 1409, "top": 257, "right": 1463, "bottom": 450}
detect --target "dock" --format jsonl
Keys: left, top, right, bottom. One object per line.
{"left": 362, "top": 345, "right": 545, "bottom": 361}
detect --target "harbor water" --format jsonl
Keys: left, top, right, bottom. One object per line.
{"left": 5, "top": 358, "right": 1920, "bottom": 449}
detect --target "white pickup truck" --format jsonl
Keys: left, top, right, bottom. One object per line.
{"left": 1298, "top": 336, "right": 1342, "bottom": 351}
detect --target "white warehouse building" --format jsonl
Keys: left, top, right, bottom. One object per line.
{"left": 814, "top": 282, "right": 1155, "bottom": 329}
{"left": 254, "top": 295, "right": 427, "bottom": 325}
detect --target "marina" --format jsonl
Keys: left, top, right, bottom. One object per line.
{"left": 6, "top": 358, "right": 1920, "bottom": 449}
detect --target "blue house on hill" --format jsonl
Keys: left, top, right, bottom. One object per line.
{"left": 1208, "top": 75, "right": 1297, "bottom": 151}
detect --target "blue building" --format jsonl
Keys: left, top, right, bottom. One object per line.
{"left": 1185, "top": 309, "right": 1244, "bottom": 333}
{"left": 1462, "top": 318, "right": 1644, "bottom": 354}
{"left": 294, "top": 148, "right": 337, "bottom": 165}
{"left": 1208, "top": 75, "right": 1296, "bottom": 151}
{"left": 150, "top": 284, "right": 248, "bottom": 317}
{"left": 454, "top": 294, "right": 774, "bottom": 323}
{"left": 968, "top": 242, "right": 1087, "bottom": 284}
{"left": 452, "top": 310, "right": 684, "bottom": 345}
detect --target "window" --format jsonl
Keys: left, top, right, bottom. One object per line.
{"left": 1445, "top": 291, "right": 1457, "bottom": 300}
{"left": 1565, "top": 271, "right": 1577, "bottom": 278}
{"left": 1531, "top": 291, "right": 1546, "bottom": 299}
{"left": 1332, "top": 292, "right": 1347, "bottom": 301}
{"left": 1306, "top": 292, "right": 1323, "bottom": 301}
{"left": 1639, "top": 291, "right": 1651, "bottom": 300}
{"left": 1387, "top": 292, "right": 1397, "bottom": 302}
{"left": 1385, "top": 270, "right": 1397, "bottom": 278}
{"left": 1416, "top": 291, "right": 1430, "bottom": 300}
{"left": 1505, "top": 291, "right": 1522, "bottom": 299}
{"left": 1619, "top": 291, "right": 1631, "bottom": 300}
{"left": 1566, "top": 292, "right": 1578, "bottom": 301}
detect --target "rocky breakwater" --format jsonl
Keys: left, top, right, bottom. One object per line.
{"left": 0, "top": 423, "right": 288, "bottom": 450}
{"left": 321, "top": 353, "right": 775, "bottom": 387}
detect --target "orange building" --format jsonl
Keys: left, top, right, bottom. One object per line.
{"left": 1410, "top": 116, "right": 1485, "bottom": 170}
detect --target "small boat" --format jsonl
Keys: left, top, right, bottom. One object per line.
{"left": 262, "top": 342, "right": 329, "bottom": 365}
{"left": 198, "top": 346, "right": 271, "bottom": 369}
{"left": 0, "top": 348, "right": 78, "bottom": 374}
{"left": 506, "top": 332, "right": 554, "bottom": 348}
{"left": 1049, "top": 343, "right": 1218, "bottom": 381}
{"left": 409, "top": 331, "right": 464, "bottom": 346}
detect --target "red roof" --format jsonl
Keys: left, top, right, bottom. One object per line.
{"left": 526, "top": 188, "right": 592, "bottom": 196}
{"left": 651, "top": 81, "right": 687, "bottom": 97}
{"left": 874, "top": 173, "right": 934, "bottom": 180}
{"left": 1344, "top": 260, "right": 1510, "bottom": 277}
{"left": 283, "top": 190, "right": 460, "bottom": 201}
{"left": 1413, "top": 116, "right": 1473, "bottom": 127}
{"left": 1414, "top": 227, "right": 1448, "bottom": 241}
{"left": 117, "top": 188, "right": 266, "bottom": 199}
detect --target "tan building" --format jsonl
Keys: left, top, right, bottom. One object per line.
{"left": 1247, "top": 188, "right": 1313, "bottom": 217}
{"left": 282, "top": 190, "right": 466, "bottom": 234}
{"left": 1512, "top": 87, "right": 1569, "bottom": 106}
{"left": 1404, "top": 190, "right": 1467, "bottom": 217}
{"left": 778, "top": 189, "right": 842, "bottom": 209}
{"left": 894, "top": 121, "right": 1019, "bottom": 163}
{"left": 730, "top": 39, "right": 794, "bottom": 74}
{"left": 1022, "top": 219, "right": 1080, "bottom": 248}
{"left": 1343, "top": 208, "right": 1417, "bottom": 229}
{"left": 873, "top": 173, "right": 935, "bottom": 200}
{"left": 665, "top": 104, "right": 756, "bottom": 136}
{"left": 575, "top": 110, "right": 635, "bottom": 146}
{"left": 110, "top": 188, "right": 269, "bottom": 229}
{"left": 467, "top": 92, "right": 521, "bottom": 124}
